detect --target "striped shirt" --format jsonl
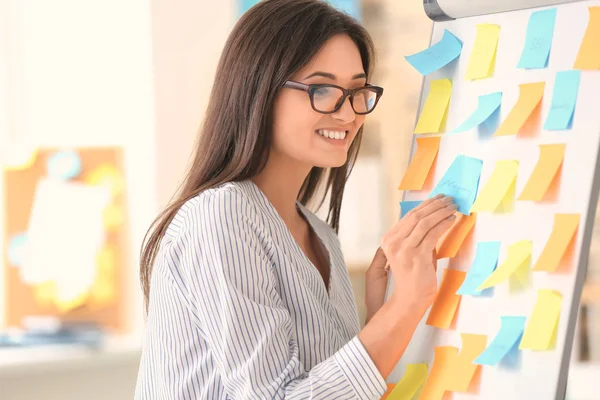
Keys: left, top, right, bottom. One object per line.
{"left": 134, "top": 180, "right": 387, "bottom": 399}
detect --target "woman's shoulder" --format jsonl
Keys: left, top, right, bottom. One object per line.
{"left": 164, "top": 180, "right": 259, "bottom": 241}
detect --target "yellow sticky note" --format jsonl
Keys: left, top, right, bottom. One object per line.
{"left": 533, "top": 214, "right": 580, "bottom": 272}
{"left": 103, "top": 204, "right": 124, "bottom": 230}
{"left": 478, "top": 240, "right": 532, "bottom": 290}
{"left": 574, "top": 7, "right": 600, "bottom": 69}
{"left": 399, "top": 136, "right": 441, "bottom": 190}
{"left": 495, "top": 82, "right": 545, "bottom": 136}
{"left": 3, "top": 145, "right": 38, "bottom": 171}
{"left": 387, "top": 364, "right": 428, "bottom": 400}
{"left": 465, "top": 24, "right": 500, "bottom": 80}
{"left": 518, "top": 144, "right": 565, "bottom": 201}
{"left": 419, "top": 346, "right": 458, "bottom": 400}
{"left": 520, "top": 289, "right": 562, "bottom": 350}
{"left": 470, "top": 160, "right": 519, "bottom": 212}
{"left": 445, "top": 334, "right": 487, "bottom": 393}
{"left": 414, "top": 79, "right": 452, "bottom": 134}
{"left": 436, "top": 213, "right": 477, "bottom": 258}
{"left": 86, "top": 164, "right": 125, "bottom": 197}
{"left": 426, "top": 269, "right": 466, "bottom": 329}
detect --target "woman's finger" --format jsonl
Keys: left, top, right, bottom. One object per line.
{"left": 418, "top": 213, "right": 457, "bottom": 250}
{"left": 394, "top": 196, "right": 454, "bottom": 239}
{"left": 403, "top": 203, "right": 458, "bottom": 247}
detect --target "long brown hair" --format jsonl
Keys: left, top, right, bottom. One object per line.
{"left": 140, "top": 0, "right": 376, "bottom": 310}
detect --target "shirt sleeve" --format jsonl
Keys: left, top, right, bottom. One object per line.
{"left": 171, "top": 188, "right": 387, "bottom": 400}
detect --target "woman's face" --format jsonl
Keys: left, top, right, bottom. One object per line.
{"left": 271, "top": 34, "right": 368, "bottom": 169}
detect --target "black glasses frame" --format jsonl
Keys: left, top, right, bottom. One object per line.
{"left": 282, "top": 80, "right": 384, "bottom": 115}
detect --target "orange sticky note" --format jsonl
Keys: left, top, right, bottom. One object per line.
{"left": 445, "top": 334, "right": 487, "bottom": 393}
{"left": 436, "top": 213, "right": 477, "bottom": 258}
{"left": 533, "top": 214, "right": 580, "bottom": 272}
{"left": 518, "top": 144, "right": 565, "bottom": 201}
{"left": 494, "top": 82, "right": 545, "bottom": 136}
{"left": 381, "top": 384, "right": 396, "bottom": 400}
{"left": 399, "top": 136, "right": 441, "bottom": 190}
{"left": 419, "top": 346, "right": 458, "bottom": 400}
{"left": 574, "top": 7, "right": 600, "bottom": 69}
{"left": 519, "top": 289, "right": 562, "bottom": 350}
{"left": 426, "top": 269, "right": 466, "bottom": 329}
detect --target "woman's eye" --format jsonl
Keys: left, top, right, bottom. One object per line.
{"left": 313, "top": 87, "right": 335, "bottom": 98}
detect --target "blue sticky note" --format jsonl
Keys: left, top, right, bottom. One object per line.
{"left": 452, "top": 92, "right": 503, "bottom": 134}
{"left": 238, "top": 0, "right": 261, "bottom": 16}
{"left": 46, "top": 150, "right": 82, "bottom": 181}
{"left": 475, "top": 316, "right": 526, "bottom": 365}
{"left": 8, "top": 234, "right": 27, "bottom": 267}
{"left": 399, "top": 200, "right": 423, "bottom": 218}
{"left": 327, "top": 0, "right": 361, "bottom": 20}
{"left": 517, "top": 8, "right": 557, "bottom": 69}
{"left": 428, "top": 155, "right": 483, "bottom": 215}
{"left": 544, "top": 70, "right": 581, "bottom": 130}
{"left": 405, "top": 30, "right": 463, "bottom": 76}
{"left": 457, "top": 241, "right": 501, "bottom": 295}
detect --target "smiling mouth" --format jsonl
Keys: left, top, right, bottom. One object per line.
{"left": 315, "top": 129, "right": 348, "bottom": 140}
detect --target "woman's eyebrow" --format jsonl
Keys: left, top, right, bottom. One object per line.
{"left": 303, "top": 71, "right": 367, "bottom": 80}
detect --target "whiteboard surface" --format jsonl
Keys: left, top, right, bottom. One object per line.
{"left": 386, "top": 1, "right": 600, "bottom": 399}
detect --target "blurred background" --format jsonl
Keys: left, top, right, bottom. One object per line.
{"left": 0, "top": 0, "right": 598, "bottom": 399}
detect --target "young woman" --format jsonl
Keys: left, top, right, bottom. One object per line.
{"left": 135, "top": 0, "right": 457, "bottom": 398}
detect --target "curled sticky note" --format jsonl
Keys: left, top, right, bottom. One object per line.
{"left": 478, "top": 240, "right": 532, "bottom": 290}
{"left": 419, "top": 346, "right": 458, "bottom": 400}
{"left": 520, "top": 289, "right": 562, "bottom": 350}
{"left": 457, "top": 241, "right": 501, "bottom": 296}
{"left": 428, "top": 154, "right": 483, "bottom": 215}
{"left": 436, "top": 213, "right": 477, "bottom": 259}
{"left": 386, "top": 364, "right": 428, "bottom": 400}
{"left": 399, "top": 136, "right": 441, "bottom": 190}
{"left": 465, "top": 24, "right": 500, "bottom": 80}
{"left": 451, "top": 92, "right": 502, "bottom": 134}
{"left": 574, "top": 6, "right": 600, "bottom": 69}
{"left": 426, "top": 269, "right": 466, "bottom": 329}
{"left": 544, "top": 70, "right": 581, "bottom": 130}
{"left": 46, "top": 150, "right": 82, "bottom": 180}
{"left": 470, "top": 160, "right": 519, "bottom": 213}
{"left": 495, "top": 82, "right": 545, "bottom": 136}
{"left": 533, "top": 214, "right": 580, "bottom": 272}
{"left": 475, "top": 316, "right": 526, "bottom": 365}
{"left": 444, "top": 333, "right": 487, "bottom": 392}
{"left": 517, "top": 8, "right": 557, "bottom": 69}
{"left": 414, "top": 79, "right": 453, "bottom": 134}
{"left": 405, "top": 29, "right": 463, "bottom": 76}
{"left": 518, "top": 144, "right": 565, "bottom": 201}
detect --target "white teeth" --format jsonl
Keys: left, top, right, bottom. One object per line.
{"left": 317, "top": 129, "right": 346, "bottom": 140}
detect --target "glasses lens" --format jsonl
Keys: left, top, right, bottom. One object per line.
{"left": 311, "top": 86, "right": 345, "bottom": 112}
{"left": 352, "top": 88, "right": 379, "bottom": 114}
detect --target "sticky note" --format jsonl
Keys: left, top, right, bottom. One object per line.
{"left": 533, "top": 214, "right": 580, "bottom": 272}
{"left": 494, "top": 82, "right": 545, "bottom": 136}
{"left": 414, "top": 79, "right": 453, "bottom": 134}
{"left": 429, "top": 154, "right": 483, "bottom": 215}
{"left": 451, "top": 92, "right": 503, "bottom": 134}
{"left": 436, "top": 213, "right": 477, "bottom": 259}
{"left": 426, "top": 269, "right": 466, "bottom": 329}
{"left": 517, "top": 8, "right": 557, "bottom": 69}
{"left": 86, "top": 164, "right": 125, "bottom": 197}
{"left": 405, "top": 29, "right": 463, "bottom": 76}
{"left": 400, "top": 200, "right": 423, "bottom": 218}
{"left": 8, "top": 234, "right": 28, "bottom": 267}
{"left": 3, "top": 145, "right": 38, "bottom": 171}
{"left": 475, "top": 316, "right": 526, "bottom": 365}
{"left": 544, "top": 70, "right": 581, "bottom": 130}
{"left": 518, "top": 144, "right": 565, "bottom": 201}
{"left": 399, "top": 136, "right": 441, "bottom": 190}
{"left": 465, "top": 24, "right": 500, "bottom": 80}
{"left": 381, "top": 384, "right": 396, "bottom": 400}
{"left": 444, "top": 333, "right": 487, "bottom": 392}
{"left": 520, "top": 289, "right": 562, "bottom": 350}
{"left": 419, "top": 346, "right": 458, "bottom": 400}
{"left": 470, "top": 160, "right": 519, "bottom": 213}
{"left": 478, "top": 240, "right": 532, "bottom": 290}
{"left": 386, "top": 364, "right": 428, "bottom": 400}
{"left": 574, "top": 6, "right": 600, "bottom": 69}
{"left": 457, "top": 241, "right": 501, "bottom": 295}
{"left": 47, "top": 150, "right": 82, "bottom": 181}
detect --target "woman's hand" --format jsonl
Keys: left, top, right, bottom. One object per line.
{"left": 364, "top": 247, "right": 389, "bottom": 324}
{"left": 380, "top": 194, "right": 457, "bottom": 315}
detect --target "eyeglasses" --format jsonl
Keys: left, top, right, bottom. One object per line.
{"left": 282, "top": 80, "right": 384, "bottom": 115}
